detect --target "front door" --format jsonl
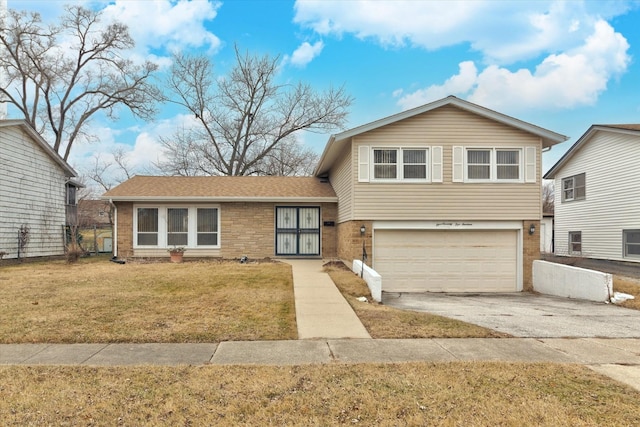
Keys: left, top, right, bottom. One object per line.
{"left": 275, "top": 207, "right": 321, "bottom": 256}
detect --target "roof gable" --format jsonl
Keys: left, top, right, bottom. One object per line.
{"left": 315, "top": 96, "right": 567, "bottom": 176}
{"left": 103, "top": 175, "right": 337, "bottom": 202}
{"left": 544, "top": 124, "right": 640, "bottom": 179}
{"left": 0, "top": 119, "right": 77, "bottom": 177}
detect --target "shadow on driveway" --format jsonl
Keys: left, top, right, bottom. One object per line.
{"left": 383, "top": 292, "right": 640, "bottom": 338}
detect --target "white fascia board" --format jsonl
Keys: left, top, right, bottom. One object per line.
{"left": 101, "top": 196, "right": 338, "bottom": 203}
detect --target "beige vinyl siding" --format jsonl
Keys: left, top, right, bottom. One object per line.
{"left": 0, "top": 126, "right": 67, "bottom": 258}
{"left": 351, "top": 105, "right": 542, "bottom": 221}
{"left": 554, "top": 131, "right": 640, "bottom": 261}
{"left": 329, "top": 144, "right": 354, "bottom": 223}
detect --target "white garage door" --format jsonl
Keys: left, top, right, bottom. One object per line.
{"left": 374, "top": 229, "right": 518, "bottom": 293}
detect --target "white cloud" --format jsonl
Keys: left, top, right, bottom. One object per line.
{"left": 294, "top": 0, "right": 626, "bottom": 65}
{"left": 10, "top": 0, "right": 222, "bottom": 62}
{"left": 101, "top": 0, "right": 222, "bottom": 56}
{"left": 396, "top": 20, "right": 630, "bottom": 112}
{"left": 287, "top": 41, "right": 325, "bottom": 68}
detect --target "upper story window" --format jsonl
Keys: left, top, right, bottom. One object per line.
{"left": 465, "top": 148, "right": 521, "bottom": 182}
{"left": 372, "top": 148, "right": 428, "bottom": 181}
{"left": 66, "top": 184, "right": 77, "bottom": 206}
{"left": 561, "top": 173, "right": 585, "bottom": 202}
{"left": 467, "top": 149, "right": 491, "bottom": 179}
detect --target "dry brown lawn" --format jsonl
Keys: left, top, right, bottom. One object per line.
{"left": 0, "top": 256, "right": 296, "bottom": 343}
{"left": 613, "top": 275, "right": 640, "bottom": 310}
{"left": 325, "top": 263, "right": 508, "bottom": 338}
{"left": 2, "top": 362, "right": 639, "bottom": 426}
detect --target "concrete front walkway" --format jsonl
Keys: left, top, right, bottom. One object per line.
{"left": 284, "top": 259, "right": 370, "bottom": 339}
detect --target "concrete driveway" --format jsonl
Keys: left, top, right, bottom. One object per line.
{"left": 383, "top": 292, "right": 640, "bottom": 338}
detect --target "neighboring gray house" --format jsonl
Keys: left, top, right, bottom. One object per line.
{"left": 544, "top": 124, "right": 640, "bottom": 262}
{"left": 0, "top": 120, "right": 80, "bottom": 259}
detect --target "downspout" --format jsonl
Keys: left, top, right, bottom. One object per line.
{"left": 108, "top": 199, "right": 117, "bottom": 257}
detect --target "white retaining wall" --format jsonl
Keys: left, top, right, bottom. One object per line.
{"left": 352, "top": 260, "right": 382, "bottom": 302}
{"left": 533, "top": 260, "right": 613, "bottom": 302}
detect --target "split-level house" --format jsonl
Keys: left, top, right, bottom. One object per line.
{"left": 544, "top": 124, "right": 640, "bottom": 263}
{"left": 0, "top": 120, "right": 81, "bottom": 259}
{"left": 104, "top": 96, "right": 567, "bottom": 292}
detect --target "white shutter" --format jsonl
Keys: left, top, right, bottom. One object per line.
{"left": 452, "top": 146, "right": 464, "bottom": 182}
{"left": 525, "top": 146, "right": 536, "bottom": 183}
{"left": 358, "top": 145, "right": 370, "bottom": 182}
{"left": 431, "top": 146, "right": 443, "bottom": 183}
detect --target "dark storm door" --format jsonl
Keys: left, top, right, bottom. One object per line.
{"left": 275, "top": 207, "right": 321, "bottom": 256}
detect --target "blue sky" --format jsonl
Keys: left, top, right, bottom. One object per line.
{"left": 9, "top": 0, "right": 640, "bottom": 179}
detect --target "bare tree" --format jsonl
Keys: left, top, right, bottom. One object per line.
{"left": 162, "top": 47, "right": 353, "bottom": 176}
{"left": 0, "top": 5, "right": 162, "bottom": 160}
{"left": 256, "top": 136, "right": 319, "bottom": 176}
{"left": 84, "top": 146, "right": 134, "bottom": 193}
{"left": 542, "top": 180, "right": 554, "bottom": 214}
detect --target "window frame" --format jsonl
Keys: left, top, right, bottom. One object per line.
{"left": 623, "top": 230, "right": 640, "bottom": 259}
{"left": 133, "top": 205, "right": 220, "bottom": 249}
{"left": 561, "top": 173, "right": 586, "bottom": 202}
{"left": 464, "top": 148, "right": 522, "bottom": 183}
{"left": 569, "top": 231, "right": 582, "bottom": 255}
{"left": 371, "top": 147, "right": 430, "bottom": 182}
{"left": 136, "top": 207, "right": 159, "bottom": 247}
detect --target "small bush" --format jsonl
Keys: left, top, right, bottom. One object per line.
{"left": 66, "top": 247, "right": 83, "bottom": 263}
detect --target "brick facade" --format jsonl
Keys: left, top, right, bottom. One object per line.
{"left": 115, "top": 202, "right": 134, "bottom": 258}
{"left": 336, "top": 220, "right": 373, "bottom": 263}
{"left": 522, "top": 219, "right": 541, "bottom": 291}
{"left": 114, "top": 201, "right": 337, "bottom": 259}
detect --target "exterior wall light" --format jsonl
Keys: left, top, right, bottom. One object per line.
{"left": 529, "top": 224, "right": 536, "bottom": 235}
{"left": 360, "top": 225, "right": 366, "bottom": 236}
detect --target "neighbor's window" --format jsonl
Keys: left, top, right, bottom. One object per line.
{"left": 496, "top": 150, "right": 520, "bottom": 180}
{"left": 66, "top": 184, "right": 77, "bottom": 206}
{"left": 562, "top": 173, "right": 585, "bottom": 202}
{"left": 197, "top": 208, "right": 218, "bottom": 246}
{"left": 372, "top": 148, "right": 428, "bottom": 180}
{"left": 569, "top": 231, "right": 582, "bottom": 255}
{"left": 137, "top": 208, "right": 158, "bottom": 246}
{"left": 167, "top": 208, "right": 188, "bottom": 246}
{"left": 624, "top": 230, "right": 640, "bottom": 258}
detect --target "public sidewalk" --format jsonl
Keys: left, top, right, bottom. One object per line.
{"left": 283, "top": 259, "right": 370, "bottom": 339}
{"left": 2, "top": 338, "right": 640, "bottom": 391}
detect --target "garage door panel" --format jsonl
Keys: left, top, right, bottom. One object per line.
{"left": 374, "top": 230, "right": 517, "bottom": 293}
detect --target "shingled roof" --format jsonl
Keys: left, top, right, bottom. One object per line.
{"left": 102, "top": 175, "right": 337, "bottom": 202}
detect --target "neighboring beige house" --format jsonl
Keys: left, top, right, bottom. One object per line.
{"left": 0, "top": 120, "right": 81, "bottom": 259}
{"left": 104, "top": 96, "right": 566, "bottom": 292}
{"left": 544, "top": 124, "right": 640, "bottom": 263}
